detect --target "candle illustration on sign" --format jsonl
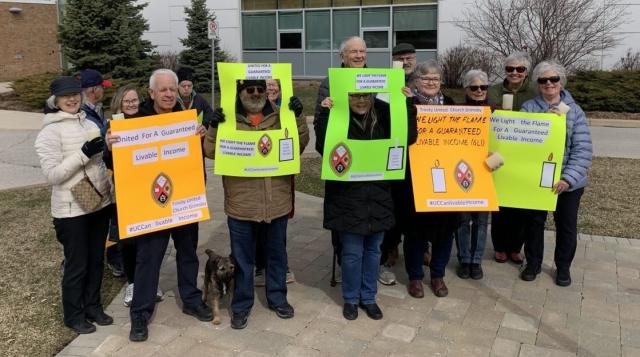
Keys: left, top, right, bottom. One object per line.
{"left": 540, "top": 152, "right": 556, "bottom": 188}
{"left": 431, "top": 160, "right": 447, "bottom": 193}
{"left": 455, "top": 160, "right": 473, "bottom": 192}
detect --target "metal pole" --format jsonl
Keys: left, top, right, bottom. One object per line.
{"left": 211, "top": 37, "right": 215, "bottom": 109}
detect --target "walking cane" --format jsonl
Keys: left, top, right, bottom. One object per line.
{"left": 330, "top": 245, "right": 337, "bottom": 287}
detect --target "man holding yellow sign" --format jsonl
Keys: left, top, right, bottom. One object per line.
{"left": 204, "top": 63, "right": 309, "bottom": 329}
{"left": 107, "top": 69, "right": 212, "bottom": 342}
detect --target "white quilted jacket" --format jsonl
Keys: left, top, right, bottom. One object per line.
{"left": 35, "top": 110, "right": 112, "bottom": 218}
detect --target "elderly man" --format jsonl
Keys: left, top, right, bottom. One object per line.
{"left": 392, "top": 43, "right": 417, "bottom": 79}
{"left": 176, "top": 67, "right": 215, "bottom": 126}
{"left": 79, "top": 69, "right": 112, "bottom": 131}
{"left": 112, "top": 69, "right": 211, "bottom": 342}
{"left": 203, "top": 79, "right": 309, "bottom": 329}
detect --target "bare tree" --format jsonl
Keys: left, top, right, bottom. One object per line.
{"left": 614, "top": 48, "right": 640, "bottom": 71}
{"left": 457, "top": 0, "right": 628, "bottom": 69}
{"left": 439, "top": 45, "right": 499, "bottom": 87}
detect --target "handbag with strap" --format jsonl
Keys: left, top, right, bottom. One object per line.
{"left": 70, "top": 167, "right": 104, "bottom": 212}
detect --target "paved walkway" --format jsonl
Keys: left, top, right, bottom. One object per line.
{"left": 0, "top": 109, "right": 639, "bottom": 356}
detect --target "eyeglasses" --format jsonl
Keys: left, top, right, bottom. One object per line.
{"left": 537, "top": 76, "right": 561, "bottom": 84}
{"left": 349, "top": 93, "right": 372, "bottom": 101}
{"left": 468, "top": 85, "right": 488, "bottom": 91}
{"left": 505, "top": 66, "right": 527, "bottom": 73}
{"left": 245, "top": 86, "right": 265, "bottom": 94}
{"left": 419, "top": 76, "right": 441, "bottom": 83}
{"left": 123, "top": 99, "right": 139, "bottom": 105}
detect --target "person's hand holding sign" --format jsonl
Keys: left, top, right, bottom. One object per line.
{"left": 321, "top": 97, "right": 334, "bottom": 109}
{"left": 552, "top": 179, "right": 570, "bottom": 194}
{"left": 106, "top": 130, "right": 120, "bottom": 151}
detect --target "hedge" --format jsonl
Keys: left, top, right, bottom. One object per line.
{"left": 566, "top": 70, "right": 640, "bottom": 112}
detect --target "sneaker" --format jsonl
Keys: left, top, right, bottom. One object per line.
{"left": 456, "top": 263, "right": 470, "bottom": 279}
{"left": 123, "top": 283, "right": 134, "bottom": 307}
{"left": 520, "top": 265, "right": 541, "bottom": 281}
{"left": 470, "top": 264, "right": 484, "bottom": 280}
{"left": 156, "top": 286, "right": 164, "bottom": 302}
{"left": 254, "top": 269, "right": 265, "bottom": 287}
{"left": 231, "top": 310, "right": 249, "bottom": 329}
{"left": 106, "top": 262, "right": 125, "bottom": 278}
{"left": 555, "top": 268, "right": 572, "bottom": 287}
{"left": 378, "top": 265, "right": 397, "bottom": 285}
{"left": 286, "top": 268, "right": 296, "bottom": 284}
{"left": 494, "top": 252, "right": 507, "bottom": 263}
{"left": 129, "top": 316, "right": 148, "bottom": 342}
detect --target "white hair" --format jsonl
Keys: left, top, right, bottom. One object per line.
{"left": 339, "top": 36, "right": 366, "bottom": 55}
{"left": 409, "top": 60, "right": 444, "bottom": 87}
{"left": 462, "top": 69, "right": 489, "bottom": 88}
{"left": 504, "top": 51, "right": 532, "bottom": 71}
{"left": 532, "top": 60, "right": 568, "bottom": 87}
{"left": 149, "top": 69, "right": 179, "bottom": 90}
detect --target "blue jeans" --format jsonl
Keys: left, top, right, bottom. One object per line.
{"left": 228, "top": 215, "right": 288, "bottom": 313}
{"left": 340, "top": 232, "right": 384, "bottom": 305}
{"left": 455, "top": 212, "right": 489, "bottom": 264}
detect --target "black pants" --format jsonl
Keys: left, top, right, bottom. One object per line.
{"left": 53, "top": 205, "right": 111, "bottom": 326}
{"left": 491, "top": 207, "right": 526, "bottom": 253}
{"left": 521, "top": 208, "right": 553, "bottom": 270}
{"left": 380, "top": 226, "right": 402, "bottom": 265}
{"left": 170, "top": 223, "right": 203, "bottom": 307}
{"left": 130, "top": 230, "right": 170, "bottom": 323}
{"left": 552, "top": 188, "right": 584, "bottom": 269}
{"left": 108, "top": 203, "right": 137, "bottom": 283}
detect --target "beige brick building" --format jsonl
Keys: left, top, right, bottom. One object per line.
{"left": 0, "top": 1, "right": 60, "bottom": 81}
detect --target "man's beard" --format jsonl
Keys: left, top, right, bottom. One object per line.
{"left": 241, "top": 95, "right": 267, "bottom": 114}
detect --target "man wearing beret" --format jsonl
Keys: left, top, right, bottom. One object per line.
{"left": 203, "top": 79, "right": 309, "bottom": 329}
{"left": 392, "top": 43, "right": 417, "bottom": 80}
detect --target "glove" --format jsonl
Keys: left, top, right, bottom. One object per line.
{"left": 210, "top": 108, "right": 225, "bottom": 128}
{"left": 289, "top": 96, "right": 304, "bottom": 117}
{"left": 81, "top": 137, "right": 105, "bottom": 158}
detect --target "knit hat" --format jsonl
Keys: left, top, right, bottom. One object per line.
{"left": 176, "top": 67, "right": 195, "bottom": 84}
{"left": 78, "top": 69, "right": 112, "bottom": 89}
{"left": 50, "top": 76, "right": 82, "bottom": 96}
{"left": 237, "top": 79, "right": 266, "bottom": 93}
{"left": 392, "top": 43, "right": 416, "bottom": 56}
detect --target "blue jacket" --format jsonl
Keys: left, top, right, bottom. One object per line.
{"left": 81, "top": 103, "right": 106, "bottom": 135}
{"left": 521, "top": 90, "right": 593, "bottom": 191}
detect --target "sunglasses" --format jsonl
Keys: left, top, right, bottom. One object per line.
{"left": 468, "top": 85, "right": 488, "bottom": 91}
{"left": 505, "top": 66, "right": 527, "bottom": 73}
{"left": 245, "top": 86, "right": 265, "bottom": 94}
{"left": 537, "top": 76, "right": 561, "bottom": 84}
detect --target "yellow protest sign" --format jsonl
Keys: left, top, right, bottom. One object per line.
{"left": 214, "top": 62, "right": 300, "bottom": 177}
{"left": 409, "top": 105, "right": 498, "bottom": 212}
{"left": 110, "top": 109, "right": 210, "bottom": 239}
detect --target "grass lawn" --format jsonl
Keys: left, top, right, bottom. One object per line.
{"left": 0, "top": 186, "right": 124, "bottom": 357}
{"left": 296, "top": 156, "right": 640, "bottom": 239}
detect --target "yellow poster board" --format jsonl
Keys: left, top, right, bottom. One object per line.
{"left": 214, "top": 62, "right": 300, "bottom": 177}
{"left": 110, "top": 109, "right": 210, "bottom": 239}
{"left": 409, "top": 105, "right": 498, "bottom": 212}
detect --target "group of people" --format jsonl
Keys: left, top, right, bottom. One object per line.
{"left": 34, "top": 34, "right": 591, "bottom": 341}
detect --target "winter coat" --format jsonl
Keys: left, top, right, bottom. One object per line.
{"left": 521, "top": 89, "right": 593, "bottom": 191}
{"left": 203, "top": 101, "right": 310, "bottom": 222}
{"left": 315, "top": 98, "right": 417, "bottom": 235}
{"left": 35, "top": 110, "right": 112, "bottom": 218}
{"left": 177, "top": 91, "right": 215, "bottom": 128}
{"left": 487, "top": 76, "right": 537, "bottom": 111}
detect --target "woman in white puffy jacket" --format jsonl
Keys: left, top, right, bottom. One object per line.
{"left": 34, "top": 76, "right": 113, "bottom": 334}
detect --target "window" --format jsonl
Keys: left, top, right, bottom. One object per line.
{"left": 278, "top": 0, "right": 303, "bottom": 8}
{"left": 333, "top": 9, "right": 359, "bottom": 50}
{"left": 395, "top": 30, "right": 437, "bottom": 49}
{"left": 280, "top": 33, "right": 303, "bottom": 49}
{"left": 278, "top": 12, "right": 302, "bottom": 29}
{"left": 242, "top": 0, "right": 277, "bottom": 10}
{"left": 393, "top": 6, "right": 437, "bottom": 49}
{"left": 242, "top": 13, "right": 277, "bottom": 50}
{"left": 363, "top": 31, "right": 388, "bottom": 48}
{"left": 305, "top": 11, "right": 330, "bottom": 49}
{"left": 362, "top": 7, "right": 390, "bottom": 27}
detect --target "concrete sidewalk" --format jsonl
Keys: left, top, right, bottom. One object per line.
{"left": 56, "top": 173, "right": 640, "bottom": 357}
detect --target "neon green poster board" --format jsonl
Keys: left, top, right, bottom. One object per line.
{"left": 214, "top": 62, "right": 300, "bottom": 177}
{"left": 489, "top": 110, "right": 566, "bottom": 211}
{"left": 321, "top": 68, "right": 407, "bottom": 181}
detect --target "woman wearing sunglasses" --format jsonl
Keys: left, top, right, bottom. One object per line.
{"left": 454, "top": 69, "right": 492, "bottom": 281}
{"left": 519, "top": 60, "right": 592, "bottom": 286}
{"left": 487, "top": 52, "right": 538, "bottom": 265}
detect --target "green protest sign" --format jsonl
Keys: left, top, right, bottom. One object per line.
{"left": 214, "top": 62, "right": 300, "bottom": 177}
{"left": 489, "top": 110, "right": 566, "bottom": 211}
{"left": 321, "top": 68, "right": 407, "bottom": 181}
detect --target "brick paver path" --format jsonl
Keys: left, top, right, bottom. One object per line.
{"left": 58, "top": 175, "right": 640, "bottom": 357}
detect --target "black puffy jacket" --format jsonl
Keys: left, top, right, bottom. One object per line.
{"left": 315, "top": 98, "right": 417, "bottom": 235}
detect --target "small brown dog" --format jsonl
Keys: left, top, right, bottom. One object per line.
{"left": 203, "top": 249, "right": 235, "bottom": 325}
